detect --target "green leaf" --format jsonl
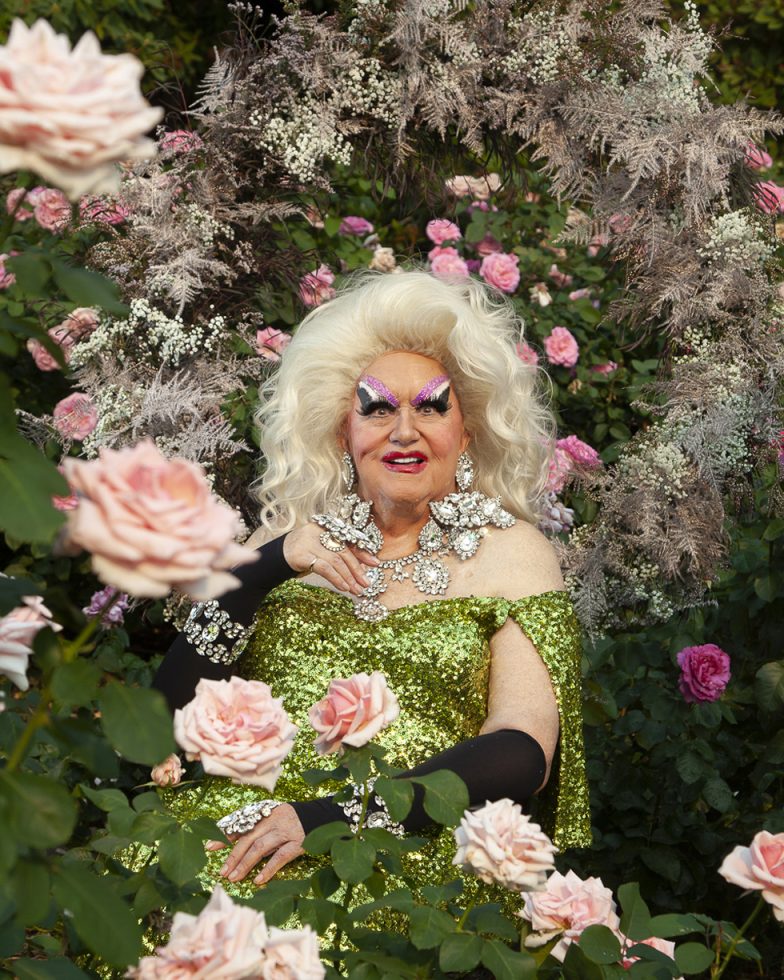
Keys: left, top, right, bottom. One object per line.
{"left": 246, "top": 881, "right": 304, "bottom": 925}
{"left": 99, "top": 681, "right": 175, "bottom": 765}
{"left": 561, "top": 942, "right": 610, "bottom": 980}
{"left": 648, "top": 913, "right": 703, "bottom": 938}
{"left": 0, "top": 771, "right": 77, "bottom": 848}
{"left": 439, "top": 932, "right": 484, "bottom": 971}
{"left": 303, "top": 821, "right": 351, "bottom": 856}
{"left": 12, "top": 957, "right": 90, "bottom": 980}
{"left": 0, "top": 917, "right": 25, "bottom": 958}
{"left": 324, "top": 215, "right": 342, "bottom": 236}
{"left": 675, "top": 751, "right": 709, "bottom": 785}
{"left": 471, "top": 905, "right": 520, "bottom": 942}
{"left": 51, "top": 866, "right": 143, "bottom": 967}
{"left": 410, "top": 770, "right": 469, "bottom": 826}
{"left": 753, "top": 575, "right": 779, "bottom": 603}
{"left": 158, "top": 828, "right": 208, "bottom": 884}
{"left": 6, "top": 253, "right": 52, "bottom": 297}
{"left": 702, "top": 777, "right": 734, "bottom": 813}
{"left": 481, "top": 939, "right": 537, "bottom": 980}
{"left": 80, "top": 784, "right": 129, "bottom": 812}
{"left": 373, "top": 775, "right": 414, "bottom": 823}
{"left": 674, "top": 942, "right": 715, "bottom": 974}
{"left": 408, "top": 906, "right": 455, "bottom": 949}
{"left": 51, "top": 660, "right": 102, "bottom": 707}
{"left": 301, "top": 765, "right": 348, "bottom": 786}
{"left": 50, "top": 258, "right": 127, "bottom": 315}
{"left": 130, "top": 810, "right": 178, "bottom": 844}
{"left": 0, "top": 574, "right": 41, "bottom": 616}
{"left": 755, "top": 660, "right": 784, "bottom": 713}
{"left": 331, "top": 836, "right": 376, "bottom": 883}
{"left": 13, "top": 861, "right": 51, "bottom": 925}
{"left": 421, "top": 880, "right": 462, "bottom": 905}
{"left": 579, "top": 924, "right": 623, "bottom": 963}
{"left": 618, "top": 882, "right": 653, "bottom": 941}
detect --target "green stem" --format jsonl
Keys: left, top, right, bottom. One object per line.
{"left": 455, "top": 898, "right": 476, "bottom": 933}
{"left": 712, "top": 895, "right": 766, "bottom": 980}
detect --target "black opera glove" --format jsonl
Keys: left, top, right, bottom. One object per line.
{"left": 153, "top": 533, "right": 296, "bottom": 712}
{"left": 291, "top": 728, "right": 547, "bottom": 835}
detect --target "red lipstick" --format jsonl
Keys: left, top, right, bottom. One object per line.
{"left": 381, "top": 451, "right": 428, "bottom": 474}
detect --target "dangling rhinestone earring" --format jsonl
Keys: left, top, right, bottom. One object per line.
{"left": 455, "top": 452, "right": 474, "bottom": 492}
{"left": 341, "top": 451, "right": 356, "bottom": 490}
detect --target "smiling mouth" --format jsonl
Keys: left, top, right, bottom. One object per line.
{"left": 382, "top": 452, "right": 428, "bottom": 471}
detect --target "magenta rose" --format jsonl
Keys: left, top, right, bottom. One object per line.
{"left": 430, "top": 252, "right": 470, "bottom": 279}
{"left": 256, "top": 327, "right": 292, "bottom": 362}
{"left": 676, "top": 643, "right": 730, "bottom": 703}
{"left": 62, "top": 439, "right": 257, "bottom": 599}
{"left": 556, "top": 435, "right": 601, "bottom": 468}
{"left": 546, "top": 446, "right": 573, "bottom": 494}
{"left": 475, "top": 234, "right": 503, "bottom": 257}
{"left": 174, "top": 677, "right": 297, "bottom": 789}
{"left": 480, "top": 252, "right": 520, "bottom": 293}
{"left": 339, "top": 215, "right": 374, "bottom": 236}
{"left": 426, "top": 219, "right": 461, "bottom": 245}
{"left": 719, "top": 830, "right": 784, "bottom": 922}
{"left": 309, "top": 671, "right": 400, "bottom": 755}
{"left": 543, "top": 326, "right": 579, "bottom": 368}
{"left": 299, "top": 264, "right": 335, "bottom": 308}
{"left": 53, "top": 392, "right": 98, "bottom": 441}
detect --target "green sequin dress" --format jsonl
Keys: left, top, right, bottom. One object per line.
{"left": 164, "top": 579, "right": 591, "bottom": 899}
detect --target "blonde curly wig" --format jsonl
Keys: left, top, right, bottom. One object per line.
{"left": 255, "top": 270, "right": 554, "bottom": 530}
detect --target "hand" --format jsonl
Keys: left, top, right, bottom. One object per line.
{"left": 283, "top": 522, "right": 380, "bottom": 596}
{"left": 206, "top": 803, "right": 305, "bottom": 886}
{"left": 151, "top": 753, "right": 183, "bottom": 787}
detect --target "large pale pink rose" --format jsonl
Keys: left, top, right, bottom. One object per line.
{"left": 430, "top": 252, "right": 470, "bottom": 280}
{"left": 174, "top": 677, "right": 297, "bottom": 789}
{"left": 128, "top": 886, "right": 269, "bottom": 979}
{"left": 62, "top": 439, "right": 257, "bottom": 600}
{"left": 520, "top": 869, "right": 620, "bottom": 962}
{"left": 261, "top": 926, "right": 325, "bottom": 980}
{"left": 53, "top": 392, "right": 98, "bottom": 441}
{"left": 480, "top": 252, "right": 520, "bottom": 293}
{"left": 556, "top": 435, "right": 602, "bottom": 469}
{"left": 676, "top": 643, "right": 730, "bottom": 703}
{"left": 0, "top": 19, "right": 162, "bottom": 198}
{"left": 308, "top": 671, "right": 400, "bottom": 755}
{"left": 32, "top": 187, "right": 70, "bottom": 232}
{"left": 444, "top": 174, "right": 501, "bottom": 200}
{"left": 299, "top": 264, "right": 335, "bottom": 308}
{"left": 719, "top": 830, "right": 784, "bottom": 921}
{"left": 426, "top": 219, "right": 461, "bottom": 245}
{"left": 0, "top": 595, "right": 62, "bottom": 691}
{"left": 453, "top": 800, "right": 557, "bottom": 892}
{"left": 256, "top": 327, "right": 292, "bottom": 362}
{"left": 543, "top": 327, "right": 579, "bottom": 367}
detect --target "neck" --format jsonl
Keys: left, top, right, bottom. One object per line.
{"left": 365, "top": 494, "right": 432, "bottom": 560}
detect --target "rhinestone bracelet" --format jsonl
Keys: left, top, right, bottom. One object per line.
{"left": 182, "top": 599, "right": 254, "bottom": 665}
{"left": 338, "top": 779, "right": 405, "bottom": 837}
{"left": 216, "top": 799, "right": 282, "bottom": 836}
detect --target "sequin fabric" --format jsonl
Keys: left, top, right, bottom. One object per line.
{"left": 163, "top": 580, "right": 591, "bottom": 900}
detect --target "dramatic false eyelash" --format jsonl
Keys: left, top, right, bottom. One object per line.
{"left": 356, "top": 399, "right": 397, "bottom": 417}
{"left": 415, "top": 396, "right": 451, "bottom": 414}
{"left": 357, "top": 376, "right": 400, "bottom": 410}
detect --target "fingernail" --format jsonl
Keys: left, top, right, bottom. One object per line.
{"left": 228, "top": 871, "right": 239, "bottom": 881}
{"left": 219, "top": 863, "right": 228, "bottom": 875}
{"left": 254, "top": 875, "right": 265, "bottom": 885}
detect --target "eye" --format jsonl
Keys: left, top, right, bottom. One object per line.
{"left": 416, "top": 399, "right": 449, "bottom": 415}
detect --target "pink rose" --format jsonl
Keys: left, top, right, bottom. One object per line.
{"left": 609, "top": 213, "right": 633, "bottom": 235}
{"left": 128, "top": 885, "right": 269, "bottom": 979}
{"left": 53, "top": 392, "right": 98, "bottom": 441}
{"left": 548, "top": 263, "right": 573, "bottom": 288}
{"left": 27, "top": 309, "right": 98, "bottom": 371}
{"left": 62, "top": 307, "right": 99, "bottom": 340}
{"left": 308, "top": 671, "right": 400, "bottom": 755}
{"left": 546, "top": 446, "right": 573, "bottom": 494}
{"left": 174, "top": 677, "right": 297, "bottom": 789}
{"left": 32, "top": 187, "right": 70, "bottom": 232}
{"left": 6, "top": 186, "right": 34, "bottom": 220}
{"left": 676, "top": 643, "right": 730, "bottom": 703}
{"left": 621, "top": 936, "right": 680, "bottom": 974}
{"left": 718, "top": 830, "right": 784, "bottom": 922}
{"left": 299, "top": 264, "right": 335, "bottom": 308}
{"left": 516, "top": 342, "right": 539, "bottom": 366}
{"left": 754, "top": 181, "right": 784, "bottom": 214}
{"left": 587, "top": 232, "right": 609, "bottom": 257}
{"left": 520, "top": 869, "right": 620, "bottom": 963}
{"left": 256, "top": 327, "right": 292, "bottom": 362}
{"left": 475, "top": 234, "right": 503, "bottom": 257}
{"left": 0, "top": 595, "right": 61, "bottom": 691}
{"left": 0, "top": 253, "right": 15, "bottom": 289}
{"left": 151, "top": 754, "right": 184, "bottom": 788}
{"left": 339, "top": 215, "right": 374, "bottom": 236}
{"left": 591, "top": 361, "right": 618, "bottom": 374}
{"left": 62, "top": 439, "right": 257, "bottom": 599}
{"left": 746, "top": 142, "right": 773, "bottom": 171}
{"left": 529, "top": 282, "right": 552, "bottom": 306}
{"left": 427, "top": 245, "right": 458, "bottom": 261}
{"left": 425, "top": 219, "right": 461, "bottom": 245}
{"left": 430, "top": 252, "right": 470, "bottom": 279}
{"left": 480, "top": 252, "right": 520, "bottom": 293}
{"left": 557, "top": 435, "right": 601, "bottom": 468}
{"left": 543, "top": 327, "right": 579, "bottom": 368}
{"left": 158, "top": 129, "right": 204, "bottom": 156}
{"left": 453, "top": 800, "right": 557, "bottom": 892}
{"left": 444, "top": 174, "right": 501, "bottom": 200}
{"left": 79, "top": 196, "right": 130, "bottom": 225}
{"left": 0, "top": 19, "right": 163, "bottom": 198}
{"left": 568, "top": 288, "right": 592, "bottom": 302}
{"left": 262, "top": 926, "right": 325, "bottom": 980}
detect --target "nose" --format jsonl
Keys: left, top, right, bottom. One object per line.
{"left": 389, "top": 406, "right": 420, "bottom": 446}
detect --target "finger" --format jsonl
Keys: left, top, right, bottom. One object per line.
{"left": 340, "top": 549, "right": 373, "bottom": 590}
{"left": 253, "top": 842, "right": 304, "bottom": 886}
{"left": 312, "top": 556, "right": 362, "bottom": 596}
{"left": 205, "top": 840, "right": 227, "bottom": 851}
{"left": 350, "top": 546, "right": 381, "bottom": 566}
{"left": 223, "top": 831, "right": 287, "bottom": 882}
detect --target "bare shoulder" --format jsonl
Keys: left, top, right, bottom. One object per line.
{"left": 243, "top": 526, "right": 282, "bottom": 549}
{"left": 478, "top": 519, "right": 565, "bottom": 600}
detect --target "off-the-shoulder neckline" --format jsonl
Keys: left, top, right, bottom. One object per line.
{"left": 269, "top": 578, "right": 570, "bottom": 617}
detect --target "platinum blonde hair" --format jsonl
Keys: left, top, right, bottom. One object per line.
{"left": 255, "top": 270, "right": 554, "bottom": 530}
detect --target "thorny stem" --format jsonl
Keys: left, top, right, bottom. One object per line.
{"left": 712, "top": 895, "right": 766, "bottom": 979}
{"left": 455, "top": 899, "right": 476, "bottom": 933}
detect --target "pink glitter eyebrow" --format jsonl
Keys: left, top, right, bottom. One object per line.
{"left": 412, "top": 374, "right": 450, "bottom": 406}
{"left": 359, "top": 375, "right": 400, "bottom": 407}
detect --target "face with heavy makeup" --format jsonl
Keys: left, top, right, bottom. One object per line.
{"left": 341, "top": 351, "right": 470, "bottom": 514}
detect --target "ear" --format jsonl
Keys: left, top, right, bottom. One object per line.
{"left": 460, "top": 429, "right": 471, "bottom": 454}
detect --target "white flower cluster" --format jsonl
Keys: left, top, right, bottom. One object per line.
{"left": 619, "top": 441, "right": 691, "bottom": 500}
{"left": 672, "top": 324, "right": 713, "bottom": 364}
{"left": 70, "top": 298, "right": 227, "bottom": 369}
{"left": 338, "top": 57, "right": 401, "bottom": 123}
{"left": 254, "top": 98, "right": 352, "bottom": 184}
{"left": 181, "top": 204, "right": 235, "bottom": 249}
{"left": 80, "top": 384, "right": 139, "bottom": 457}
{"left": 635, "top": 1, "right": 711, "bottom": 117}
{"left": 503, "top": 10, "right": 574, "bottom": 84}
{"left": 697, "top": 209, "right": 774, "bottom": 269}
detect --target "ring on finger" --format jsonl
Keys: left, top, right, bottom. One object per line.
{"left": 319, "top": 532, "right": 346, "bottom": 553}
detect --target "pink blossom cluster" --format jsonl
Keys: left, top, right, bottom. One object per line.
{"left": 0, "top": 252, "right": 16, "bottom": 289}
{"left": 480, "top": 252, "right": 520, "bottom": 293}
{"left": 426, "top": 218, "right": 461, "bottom": 245}
{"left": 299, "top": 264, "right": 335, "bottom": 307}
{"left": 6, "top": 186, "right": 70, "bottom": 232}
{"left": 676, "top": 643, "right": 731, "bottom": 703}
{"left": 746, "top": 142, "right": 773, "bottom": 171}
{"left": 547, "top": 436, "right": 602, "bottom": 493}
{"left": 26, "top": 307, "right": 98, "bottom": 371}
